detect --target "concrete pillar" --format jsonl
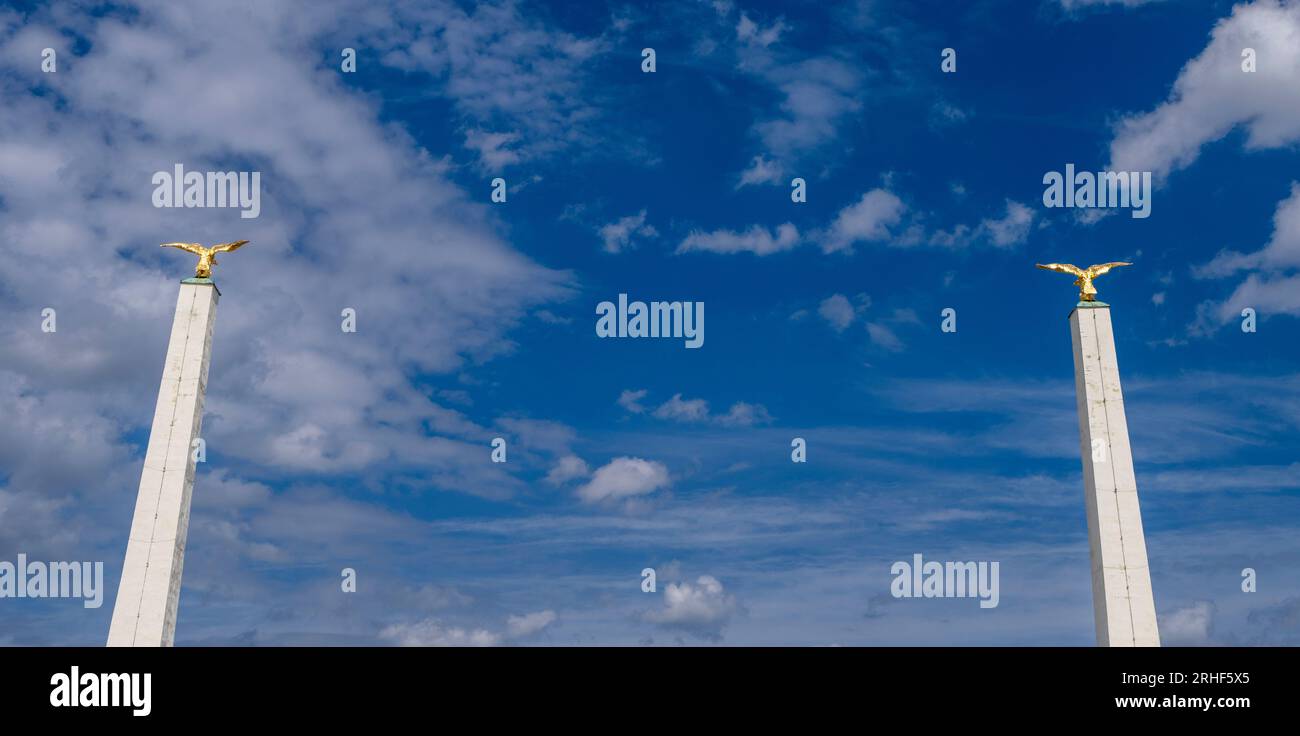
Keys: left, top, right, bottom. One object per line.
{"left": 108, "top": 279, "right": 219, "bottom": 647}
{"left": 1069, "top": 302, "right": 1160, "bottom": 647}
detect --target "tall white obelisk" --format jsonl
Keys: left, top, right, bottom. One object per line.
{"left": 1069, "top": 300, "right": 1160, "bottom": 647}
{"left": 108, "top": 275, "right": 220, "bottom": 647}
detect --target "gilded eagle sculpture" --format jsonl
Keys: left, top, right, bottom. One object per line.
{"left": 1036, "top": 261, "right": 1131, "bottom": 302}
{"left": 161, "top": 240, "right": 249, "bottom": 279}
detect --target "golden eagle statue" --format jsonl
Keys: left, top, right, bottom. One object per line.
{"left": 160, "top": 240, "right": 250, "bottom": 279}
{"left": 1036, "top": 261, "right": 1131, "bottom": 302}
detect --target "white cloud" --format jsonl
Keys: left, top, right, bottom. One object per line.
{"left": 929, "top": 200, "right": 1037, "bottom": 249}
{"left": 1199, "top": 182, "right": 1300, "bottom": 276}
{"left": 736, "top": 13, "right": 786, "bottom": 47}
{"left": 1194, "top": 272, "right": 1300, "bottom": 333}
{"left": 929, "top": 100, "right": 969, "bottom": 128}
{"left": 722, "top": 7, "right": 864, "bottom": 173}
{"left": 409, "top": 585, "right": 474, "bottom": 611}
{"left": 1193, "top": 183, "right": 1300, "bottom": 327}
{"left": 653, "top": 393, "right": 711, "bottom": 422}
{"left": 866, "top": 322, "right": 904, "bottom": 352}
{"left": 617, "top": 388, "right": 649, "bottom": 414}
{"left": 545, "top": 455, "right": 590, "bottom": 486}
{"left": 736, "top": 154, "right": 784, "bottom": 188}
{"left": 682, "top": 191, "right": 1032, "bottom": 258}
{"left": 647, "top": 393, "right": 773, "bottom": 427}
{"left": 506, "top": 609, "right": 557, "bottom": 638}
{"left": 644, "top": 575, "right": 739, "bottom": 640}
{"left": 380, "top": 619, "right": 502, "bottom": 647}
{"left": 368, "top": 1, "right": 613, "bottom": 171}
{"left": 716, "top": 402, "right": 773, "bottom": 427}
{"left": 818, "top": 294, "right": 856, "bottom": 331}
{"left": 576, "top": 457, "right": 670, "bottom": 504}
{"left": 462, "top": 128, "right": 523, "bottom": 170}
{"left": 381, "top": 608, "right": 557, "bottom": 646}
{"left": 677, "top": 223, "right": 800, "bottom": 255}
{"left": 979, "top": 200, "right": 1036, "bottom": 247}
{"left": 752, "top": 56, "right": 863, "bottom": 160}
{"left": 1160, "top": 600, "right": 1215, "bottom": 645}
{"left": 0, "top": 1, "right": 571, "bottom": 556}
{"left": 597, "top": 209, "right": 657, "bottom": 254}
{"left": 1107, "top": 0, "right": 1300, "bottom": 181}
{"left": 820, "top": 189, "right": 905, "bottom": 253}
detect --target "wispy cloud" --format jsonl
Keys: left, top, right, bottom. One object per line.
{"left": 363, "top": 0, "right": 614, "bottom": 171}
{"left": 597, "top": 209, "right": 658, "bottom": 254}
{"left": 622, "top": 391, "right": 775, "bottom": 427}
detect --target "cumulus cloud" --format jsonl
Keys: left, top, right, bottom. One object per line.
{"left": 751, "top": 56, "right": 863, "bottom": 161}
{"left": 652, "top": 394, "right": 711, "bottom": 423}
{"left": 0, "top": 1, "right": 577, "bottom": 629}
{"left": 820, "top": 189, "right": 906, "bottom": 253}
{"left": 818, "top": 294, "right": 856, "bottom": 331}
{"left": 576, "top": 457, "right": 671, "bottom": 504}
{"left": 598, "top": 209, "right": 658, "bottom": 254}
{"left": 1107, "top": 0, "right": 1300, "bottom": 181}
{"left": 979, "top": 200, "right": 1037, "bottom": 247}
{"left": 545, "top": 455, "right": 590, "bottom": 486}
{"left": 681, "top": 190, "right": 1033, "bottom": 258}
{"left": 638, "top": 392, "right": 774, "bottom": 427}
{"left": 644, "top": 575, "right": 739, "bottom": 640}
{"left": 678, "top": 189, "right": 907, "bottom": 258}
{"left": 1160, "top": 600, "right": 1216, "bottom": 645}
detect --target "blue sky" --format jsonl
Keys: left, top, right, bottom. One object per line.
{"left": 1, "top": 0, "right": 1298, "bottom": 645}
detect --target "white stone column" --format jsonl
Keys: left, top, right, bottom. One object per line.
{"left": 1069, "top": 302, "right": 1160, "bottom": 647}
{"left": 108, "top": 279, "right": 219, "bottom": 647}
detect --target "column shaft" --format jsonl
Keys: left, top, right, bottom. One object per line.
{"left": 1069, "top": 304, "right": 1159, "bottom": 647}
{"left": 107, "top": 281, "right": 218, "bottom": 647}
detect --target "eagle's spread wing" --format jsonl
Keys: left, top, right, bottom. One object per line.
{"left": 1036, "top": 263, "right": 1085, "bottom": 277}
{"left": 210, "top": 240, "right": 249, "bottom": 254}
{"left": 1086, "top": 261, "right": 1132, "bottom": 276}
{"left": 160, "top": 242, "right": 206, "bottom": 255}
